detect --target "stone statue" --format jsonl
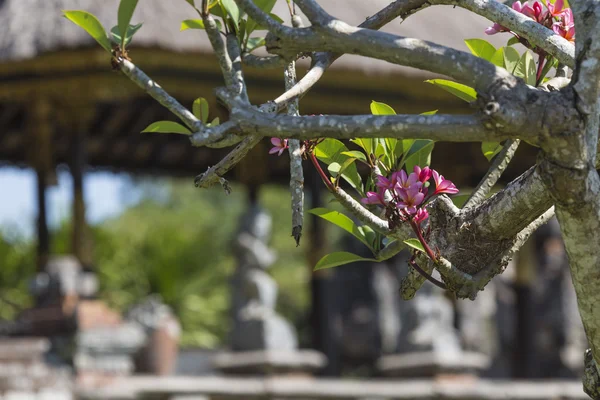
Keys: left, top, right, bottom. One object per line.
{"left": 230, "top": 204, "right": 298, "bottom": 351}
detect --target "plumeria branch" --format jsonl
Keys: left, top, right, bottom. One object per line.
{"left": 463, "top": 139, "right": 521, "bottom": 210}
{"left": 241, "top": 53, "right": 288, "bottom": 69}
{"left": 118, "top": 59, "right": 201, "bottom": 131}
{"left": 267, "top": 0, "right": 429, "bottom": 112}
{"left": 431, "top": 0, "right": 575, "bottom": 67}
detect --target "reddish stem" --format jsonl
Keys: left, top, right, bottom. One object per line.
{"left": 408, "top": 258, "right": 447, "bottom": 290}
{"left": 536, "top": 54, "right": 546, "bottom": 86}
{"left": 309, "top": 152, "right": 335, "bottom": 192}
{"left": 410, "top": 219, "right": 438, "bottom": 262}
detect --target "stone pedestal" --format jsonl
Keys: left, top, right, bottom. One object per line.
{"left": 0, "top": 338, "right": 71, "bottom": 395}
{"left": 377, "top": 351, "right": 489, "bottom": 378}
{"left": 212, "top": 350, "right": 326, "bottom": 375}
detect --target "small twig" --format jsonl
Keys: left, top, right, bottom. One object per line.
{"left": 331, "top": 187, "right": 392, "bottom": 234}
{"left": 463, "top": 139, "right": 521, "bottom": 210}
{"left": 309, "top": 151, "right": 335, "bottom": 192}
{"left": 194, "top": 135, "right": 262, "bottom": 189}
{"left": 118, "top": 59, "right": 201, "bottom": 131}
{"left": 226, "top": 34, "right": 250, "bottom": 103}
{"left": 409, "top": 257, "right": 447, "bottom": 290}
{"left": 285, "top": 56, "right": 305, "bottom": 246}
{"left": 202, "top": 13, "right": 234, "bottom": 87}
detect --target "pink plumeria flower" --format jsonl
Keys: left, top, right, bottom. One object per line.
{"left": 375, "top": 175, "right": 395, "bottom": 191}
{"left": 269, "top": 137, "right": 288, "bottom": 156}
{"left": 432, "top": 170, "right": 459, "bottom": 195}
{"left": 485, "top": 22, "right": 509, "bottom": 35}
{"left": 413, "top": 165, "right": 433, "bottom": 183}
{"left": 529, "top": 1, "right": 549, "bottom": 22}
{"left": 413, "top": 208, "right": 429, "bottom": 226}
{"left": 395, "top": 182, "right": 425, "bottom": 215}
{"left": 513, "top": 1, "right": 536, "bottom": 17}
{"left": 361, "top": 187, "right": 386, "bottom": 206}
{"left": 547, "top": 0, "right": 568, "bottom": 17}
{"left": 553, "top": 9, "right": 575, "bottom": 41}
{"left": 396, "top": 170, "right": 419, "bottom": 190}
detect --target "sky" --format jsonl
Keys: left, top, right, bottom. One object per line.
{"left": 0, "top": 167, "right": 128, "bottom": 238}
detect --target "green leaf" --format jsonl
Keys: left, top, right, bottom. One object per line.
{"left": 181, "top": 19, "right": 204, "bottom": 30}
{"left": 221, "top": 0, "right": 240, "bottom": 30}
{"left": 370, "top": 100, "right": 396, "bottom": 115}
{"left": 110, "top": 23, "right": 143, "bottom": 47}
{"left": 245, "top": 37, "right": 266, "bottom": 52}
{"left": 507, "top": 36, "right": 520, "bottom": 47}
{"left": 420, "top": 110, "right": 438, "bottom": 115}
{"left": 340, "top": 151, "right": 368, "bottom": 164}
{"left": 403, "top": 140, "right": 434, "bottom": 172}
{"left": 425, "top": 79, "right": 477, "bottom": 102}
{"left": 482, "top": 141, "right": 503, "bottom": 161}
{"left": 327, "top": 162, "right": 341, "bottom": 177}
{"left": 464, "top": 38, "right": 496, "bottom": 61}
{"left": 142, "top": 121, "right": 192, "bottom": 135}
{"left": 193, "top": 98, "right": 209, "bottom": 124}
{"left": 181, "top": 18, "right": 223, "bottom": 31}
{"left": 208, "top": 117, "right": 220, "bottom": 127}
{"left": 490, "top": 47, "right": 505, "bottom": 68}
{"left": 308, "top": 208, "right": 374, "bottom": 251}
{"left": 515, "top": 51, "right": 536, "bottom": 85}
{"left": 63, "top": 10, "right": 112, "bottom": 52}
{"left": 395, "top": 139, "right": 414, "bottom": 165}
{"left": 246, "top": 0, "right": 277, "bottom": 34}
{"left": 538, "top": 56, "right": 557, "bottom": 85}
{"left": 314, "top": 139, "right": 363, "bottom": 194}
{"left": 503, "top": 46, "right": 521, "bottom": 75}
{"left": 314, "top": 252, "right": 376, "bottom": 271}
{"left": 118, "top": 0, "right": 139, "bottom": 48}
{"left": 350, "top": 138, "right": 375, "bottom": 156}
{"left": 403, "top": 239, "right": 426, "bottom": 254}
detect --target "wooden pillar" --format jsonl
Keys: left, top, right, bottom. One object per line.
{"left": 35, "top": 168, "right": 50, "bottom": 272}
{"left": 71, "top": 128, "right": 87, "bottom": 264}
{"left": 26, "top": 99, "right": 54, "bottom": 272}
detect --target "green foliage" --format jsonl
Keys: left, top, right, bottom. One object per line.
{"left": 515, "top": 51, "right": 537, "bottom": 86}
{"left": 110, "top": 23, "right": 143, "bottom": 48}
{"left": 308, "top": 208, "right": 375, "bottom": 252}
{"left": 193, "top": 98, "right": 210, "bottom": 124}
{"left": 117, "top": 0, "right": 139, "bottom": 49}
{"left": 424, "top": 79, "right": 477, "bottom": 102}
{"left": 314, "top": 139, "right": 363, "bottom": 195}
{"left": 41, "top": 182, "right": 310, "bottom": 347}
{"left": 63, "top": 10, "right": 112, "bottom": 52}
{"left": 142, "top": 121, "right": 192, "bottom": 135}
{"left": 314, "top": 252, "right": 376, "bottom": 271}
{"left": 181, "top": 19, "right": 206, "bottom": 30}
{"left": 403, "top": 140, "right": 434, "bottom": 173}
{"left": 503, "top": 46, "right": 521, "bottom": 74}
{"left": 0, "top": 233, "right": 35, "bottom": 321}
{"left": 482, "top": 141, "right": 503, "bottom": 161}
{"left": 403, "top": 238, "right": 425, "bottom": 254}
{"left": 464, "top": 38, "right": 496, "bottom": 61}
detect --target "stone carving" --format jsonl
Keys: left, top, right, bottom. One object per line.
{"left": 126, "top": 295, "right": 181, "bottom": 375}
{"left": 230, "top": 204, "right": 298, "bottom": 351}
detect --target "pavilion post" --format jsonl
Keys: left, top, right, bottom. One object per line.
{"left": 35, "top": 168, "right": 50, "bottom": 272}
{"left": 70, "top": 128, "right": 87, "bottom": 265}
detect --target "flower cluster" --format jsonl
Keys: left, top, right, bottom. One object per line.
{"left": 361, "top": 166, "right": 458, "bottom": 227}
{"left": 485, "top": 0, "right": 574, "bottom": 42}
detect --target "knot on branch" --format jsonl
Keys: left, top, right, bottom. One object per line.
{"left": 478, "top": 78, "right": 580, "bottom": 147}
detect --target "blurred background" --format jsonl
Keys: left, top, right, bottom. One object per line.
{"left": 0, "top": 0, "right": 589, "bottom": 399}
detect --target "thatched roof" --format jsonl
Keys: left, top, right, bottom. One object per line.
{"left": 0, "top": 0, "right": 505, "bottom": 74}
{"left": 0, "top": 1, "right": 536, "bottom": 185}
